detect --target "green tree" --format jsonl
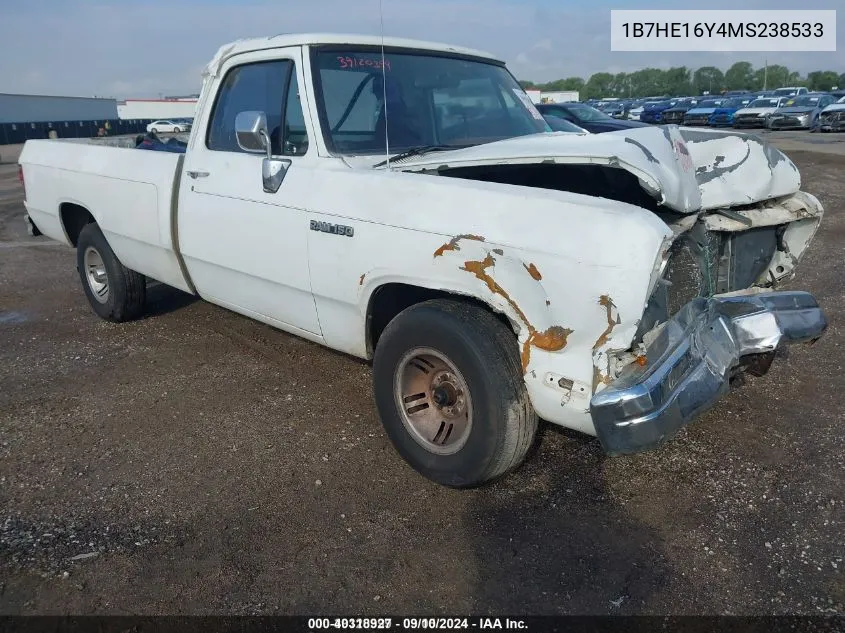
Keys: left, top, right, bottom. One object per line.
{"left": 583, "top": 72, "right": 614, "bottom": 99}
{"left": 665, "top": 66, "right": 692, "bottom": 96}
{"left": 807, "top": 70, "right": 840, "bottom": 91}
{"left": 752, "top": 64, "right": 791, "bottom": 90}
{"left": 692, "top": 66, "right": 724, "bottom": 94}
{"left": 628, "top": 68, "right": 667, "bottom": 98}
{"left": 724, "top": 62, "right": 754, "bottom": 91}
{"left": 519, "top": 80, "right": 537, "bottom": 90}
{"left": 840, "top": 73, "right": 845, "bottom": 89}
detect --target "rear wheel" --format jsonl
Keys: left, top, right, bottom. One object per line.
{"left": 173, "top": 127, "right": 181, "bottom": 133}
{"left": 76, "top": 223, "right": 146, "bottom": 322}
{"left": 150, "top": 128, "right": 158, "bottom": 134}
{"left": 373, "top": 299, "right": 538, "bottom": 488}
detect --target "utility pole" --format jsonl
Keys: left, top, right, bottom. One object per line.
{"left": 763, "top": 59, "right": 768, "bottom": 91}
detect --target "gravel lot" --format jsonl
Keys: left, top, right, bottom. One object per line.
{"left": 0, "top": 133, "right": 843, "bottom": 615}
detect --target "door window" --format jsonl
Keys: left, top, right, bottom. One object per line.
{"left": 207, "top": 60, "right": 290, "bottom": 154}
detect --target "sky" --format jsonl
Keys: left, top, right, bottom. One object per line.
{"left": 0, "top": 0, "right": 841, "bottom": 99}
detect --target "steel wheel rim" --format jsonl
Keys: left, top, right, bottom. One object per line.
{"left": 84, "top": 246, "right": 109, "bottom": 303}
{"left": 394, "top": 347, "right": 473, "bottom": 455}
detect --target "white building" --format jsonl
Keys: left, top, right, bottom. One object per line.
{"left": 117, "top": 98, "right": 198, "bottom": 120}
{"left": 536, "top": 91, "right": 580, "bottom": 104}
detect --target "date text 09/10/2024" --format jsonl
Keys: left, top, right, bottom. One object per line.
{"left": 307, "top": 618, "right": 528, "bottom": 630}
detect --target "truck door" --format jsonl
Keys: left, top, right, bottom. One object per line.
{"left": 177, "top": 50, "right": 322, "bottom": 337}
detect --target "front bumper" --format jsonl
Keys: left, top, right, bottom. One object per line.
{"left": 590, "top": 291, "right": 827, "bottom": 455}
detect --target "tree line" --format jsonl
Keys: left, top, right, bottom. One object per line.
{"left": 519, "top": 62, "right": 845, "bottom": 100}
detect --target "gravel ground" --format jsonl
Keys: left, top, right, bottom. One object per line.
{"left": 0, "top": 143, "right": 843, "bottom": 615}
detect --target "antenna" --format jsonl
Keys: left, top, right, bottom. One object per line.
{"left": 379, "top": 0, "right": 390, "bottom": 169}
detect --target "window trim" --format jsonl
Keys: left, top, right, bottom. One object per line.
{"left": 204, "top": 58, "right": 293, "bottom": 154}
{"left": 308, "top": 44, "right": 517, "bottom": 156}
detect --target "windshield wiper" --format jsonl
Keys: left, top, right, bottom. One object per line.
{"left": 373, "top": 144, "right": 463, "bottom": 168}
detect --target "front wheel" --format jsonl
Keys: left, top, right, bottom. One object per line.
{"left": 150, "top": 128, "right": 158, "bottom": 134}
{"left": 373, "top": 299, "right": 538, "bottom": 488}
{"left": 76, "top": 223, "right": 146, "bottom": 322}
{"left": 173, "top": 127, "right": 181, "bottom": 133}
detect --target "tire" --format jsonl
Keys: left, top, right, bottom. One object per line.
{"left": 173, "top": 127, "right": 181, "bottom": 133}
{"left": 373, "top": 299, "right": 538, "bottom": 488}
{"left": 151, "top": 128, "right": 158, "bottom": 134}
{"left": 76, "top": 222, "right": 146, "bottom": 322}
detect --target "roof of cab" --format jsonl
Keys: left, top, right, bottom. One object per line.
{"left": 203, "top": 33, "right": 501, "bottom": 78}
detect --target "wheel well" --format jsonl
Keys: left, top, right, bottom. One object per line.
{"left": 366, "top": 283, "right": 514, "bottom": 357}
{"left": 60, "top": 203, "right": 94, "bottom": 246}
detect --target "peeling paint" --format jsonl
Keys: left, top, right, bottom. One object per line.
{"left": 523, "top": 262, "right": 542, "bottom": 281}
{"left": 459, "top": 252, "right": 571, "bottom": 372}
{"left": 624, "top": 137, "right": 660, "bottom": 164}
{"left": 593, "top": 294, "right": 621, "bottom": 351}
{"left": 695, "top": 143, "right": 752, "bottom": 185}
{"left": 433, "top": 234, "right": 485, "bottom": 258}
{"left": 591, "top": 294, "right": 622, "bottom": 392}
{"left": 358, "top": 273, "right": 366, "bottom": 286}
{"left": 493, "top": 248, "right": 504, "bottom": 256}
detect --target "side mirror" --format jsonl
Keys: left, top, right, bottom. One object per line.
{"left": 235, "top": 111, "right": 270, "bottom": 156}
{"left": 235, "top": 110, "right": 291, "bottom": 194}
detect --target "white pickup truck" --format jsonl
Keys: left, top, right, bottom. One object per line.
{"left": 19, "top": 34, "right": 828, "bottom": 487}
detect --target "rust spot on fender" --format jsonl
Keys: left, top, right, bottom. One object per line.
{"left": 461, "top": 253, "right": 571, "bottom": 372}
{"left": 523, "top": 262, "right": 542, "bottom": 281}
{"left": 358, "top": 274, "right": 366, "bottom": 286}
{"left": 593, "top": 294, "right": 621, "bottom": 351}
{"left": 433, "top": 234, "right": 485, "bottom": 258}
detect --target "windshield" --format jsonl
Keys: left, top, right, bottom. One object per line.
{"left": 721, "top": 98, "right": 748, "bottom": 108}
{"left": 312, "top": 48, "right": 549, "bottom": 155}
{"left": 543, "top": 114, "right": 587, "bottom": 133}
{"left": 695, "top": 99, "right": 720, "bottom": 109}
{"left": 748, "top": 98, "right": 781, "bottom": 108}
{"left": 565, "top": 103, "right": 613, "bottom": 121}
{"left": 788, "top": 96, "right": 821, "bottom": 107}
{"left": 774, "top": 88, "right": 799, "bottom": 95}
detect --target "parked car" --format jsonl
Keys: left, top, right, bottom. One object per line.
{"left": 767, "top": 93, "right": 838, "bottom": 130}
{"left": 535, "top": 102, "right": 650, "bottom": 133}
{"left": 18, "top": 33, "right": 827, "bottom": 487}
{"left": 815, "top": 96, "right": 845, "bottom": 133}
{"left": 639, "top": 100, "right": 677, "bottom": 124}
{"left": 600, "top": 102, "right": 629, "bottom": 119}
{"left": 542, "top": 114, "right": 590, "bottom": 134}
{"left": 682, "top": 99, "right": 724, "bottom": 125}
{"left": 659, "top": 98, "right": 699, "bottom": 125}
{"left": 146, "top": 119, "right": 191, "bottom": 134}
{"left": 772, "top": 86, "right": 808, "bottom": 98}
{"left": 732, "top": 97, "right": 789, "bottom": 128}
{"left": 707, "top": 96, "right": 754, "bottom": 127}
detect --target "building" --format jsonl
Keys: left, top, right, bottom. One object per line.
{"left": 117, "top": 98, "right": 198, "bottom": 120}
{"left": 0, "top": 93, "right": 118, "bottom": 124}
{"left": 536, "top": 91, "right": 580, "bottom": 104}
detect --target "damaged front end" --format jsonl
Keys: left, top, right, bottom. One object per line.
{"left": 591, "top": 291, "right": 827, "bottom": 455}
{"left": 817, "top": 109, "right": 845, "bottom": 133}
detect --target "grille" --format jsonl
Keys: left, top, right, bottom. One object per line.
{"left": 710, "top": 114, "right": 732, "bottom": 124}
{"left": 818, "top": 111, "right": 845, "bottom": 131}
{"left": 770, "top": 116, "right": 803, "bottom": 128}
{"left": 683, "top": 114, "right": 710, "bottom": 125}
{"left": 734, "top": 114, "right": 762, "bottom": 125}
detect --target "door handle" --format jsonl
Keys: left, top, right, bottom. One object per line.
{"left": 187, "top": 170, "right": 209, "bottom": 179}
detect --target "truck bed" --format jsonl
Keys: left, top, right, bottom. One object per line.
{"left": 19, "top": 139, "right": 192, "bottom": 293}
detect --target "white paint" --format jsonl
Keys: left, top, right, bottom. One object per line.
{"left": 16, "top": 34, "right": 821, "bottom": 437}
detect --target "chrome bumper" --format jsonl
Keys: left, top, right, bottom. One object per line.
{"left": 590, "top": 291, "right": 827, "bottom": 456}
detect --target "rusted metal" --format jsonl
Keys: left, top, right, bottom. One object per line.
{"left": 459, "top": 252, "right": 571, "bottom": 372}
{"left": 432, "top": 234, "right": 485, "bottom": 258}
{"left": 523, "top": 262, "right": 542, "bottom": 281}
{"left": 359, "top": 273, "right": 366, "bottom": 286}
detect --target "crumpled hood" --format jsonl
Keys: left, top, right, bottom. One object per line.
{"left": 389, "top": 125, "right": 801, "bottom": 214}
{"left": 711, "top": 107, "right": 741, "bottom": 115}
{"left": 821, "top": 103, "right": 845, "bottom": 113}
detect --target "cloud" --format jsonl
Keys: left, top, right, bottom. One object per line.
{"left": 0, "top": 0, "right": 841, "bottom": 97}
